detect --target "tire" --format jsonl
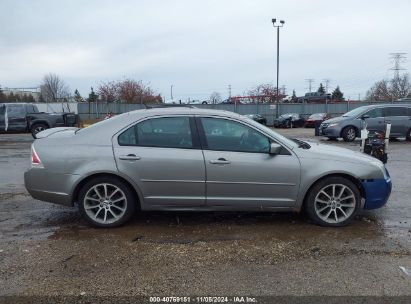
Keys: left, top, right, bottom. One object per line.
{"left": 31, "top": 123, "right": 48, "bottom": 138}
{"left": 341, "top": 126, "right": 357, "bottom": 142}
{"left": 305, "top": 176, "right": 361, "bottom": 227}
{"left": 78, "top": 177, "right": 136, "bottom": 228}
{"left": 406, "top": 128, "right": 411, "bottom": 142}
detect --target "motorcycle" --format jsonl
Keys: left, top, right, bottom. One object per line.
{"left": 363, "top": 129, "right": 388, "bottom": 164}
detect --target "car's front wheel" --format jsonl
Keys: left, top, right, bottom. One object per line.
{"left": 78, "top": 177, "right": 136, "bottom": 227}
{"left": 341, "top": 126, "right": 357, "bottom": 142}
{"left": 305, "top": 176, "right": 361, "bottom": 227}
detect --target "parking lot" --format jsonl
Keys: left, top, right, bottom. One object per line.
{"left": 0, "top": 129, "right": 410, "bottom": 298}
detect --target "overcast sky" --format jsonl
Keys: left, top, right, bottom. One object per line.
{"left": 1, "top": 0, "right": 410, "bottom": 101}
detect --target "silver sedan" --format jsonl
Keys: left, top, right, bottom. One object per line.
{"left": 24, "top": 107, "right": 392, "bottom": 227}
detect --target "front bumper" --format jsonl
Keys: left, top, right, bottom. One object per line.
{"left": 362, "top": 172, "right": 392, "bottom": 210}
{"left": 319, "top": 125, "right": 342, "bottom": 137}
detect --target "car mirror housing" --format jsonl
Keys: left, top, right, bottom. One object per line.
{"left": 269, "top": 143, "right": 282, "bottom": 155}
{"left": 360, "top": 114, "right": 370, "bottom": 120}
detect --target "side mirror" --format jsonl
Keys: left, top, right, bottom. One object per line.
{"left": 360, "top": 114, "right": 370, "bottom": 120}
{"left": 269, "top": 143, "right": 282, "bottom": 155}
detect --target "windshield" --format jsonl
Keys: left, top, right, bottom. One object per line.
{"left": 308, "top": 113, "right": 324, "bottom": 119}
{"left": 279, "top": 113, "right": 294, "bottom": 118}
{"left": 342, "top": 107, "right": 367, "bottom": 117}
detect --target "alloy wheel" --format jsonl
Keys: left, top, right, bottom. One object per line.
{"left": 346, "top": 128, "right": 356, "bottom": 140}
{"left": 314, "top": 184, "right": 356, "bottom": 224}
{"left": 83, "top": 183, "right": 127, "bottom": 224}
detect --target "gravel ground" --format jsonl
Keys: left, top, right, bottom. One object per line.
{"left": 0, "top": 130, "right": 410, "bottom": 301}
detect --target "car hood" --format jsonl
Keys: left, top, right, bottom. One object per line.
{"left": 35, "top": 127, "right": 79, "bottom": 139}
{"left": 296, "top": 141, "right": 382, "bottom": 166}
{"left": 322, "top": 116, "right": 349, "bottom": 124}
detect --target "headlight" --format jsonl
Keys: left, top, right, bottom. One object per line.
{"left": 328, "top": 123, "right": 339, "bottom": 127}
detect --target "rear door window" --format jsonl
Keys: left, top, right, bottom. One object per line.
{"left": 118, "top": 116, "right": 194, "bottom": 149}
{"left": 384, "top": 107, "right": 408, "bottom": 117}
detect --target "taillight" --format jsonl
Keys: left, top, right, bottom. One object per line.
{"left": 31, "top": 145, "right": 43, "bottom": 168}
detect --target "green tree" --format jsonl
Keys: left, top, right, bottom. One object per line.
{"left": 332, "top": 86, "right": 344, "bottom": 100}
{"left": 317, "top": 83, "right": 325, "bottom": 94}
{"left": 87, "top": 87, "right": 98, "bottom": 103}
{"left": 38, "top": 94, "right": 45, "bottom": 103}
{"left": 8, "top": 92, "right": 16, "bottom": 102}
{"left": 73, "top": 89, "right": 84, "bottom": 102}
{"left": 27, "top": 95, "right": 36, "bottom": 103}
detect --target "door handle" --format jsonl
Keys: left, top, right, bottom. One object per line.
{"left": 209, "top": 158, "right": 231, "bottom": 165}
{"left": 119, "top": 154, "right": 141, "bottom": 161}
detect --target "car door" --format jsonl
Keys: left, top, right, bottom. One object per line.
{"left": 6, "top": 104, "right": 27, "bottom": 132}
{"left": 197, "top": 116, "right": 301, "bottom": 208}
{"left": 113, "top": 116, "right": 206, "bottom": 207}
{"left": 362, "top": 107, "right": 385, "bottom": 132}
{"left": 383, "top": 107, "right": 409, "bottom": 137}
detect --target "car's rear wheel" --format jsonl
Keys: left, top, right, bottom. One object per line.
{"left": 342, "top": 126, "right": 356, "bottom": 142}
{"left": 31, "top": 123, "right": 48, "bottom": 138}
{"left": 305, "top": 176, "right": 361, "bottom": 227}
{"left": 78, "top": 177, "right": 136, "bottom": 227}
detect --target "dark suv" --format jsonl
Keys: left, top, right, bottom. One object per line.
{"left": 320, "top": 104, "right": 411, "bottom": 141}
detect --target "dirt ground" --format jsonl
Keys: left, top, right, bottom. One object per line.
{"left": 0, "top": 129, "right": 410, "bottom": 301}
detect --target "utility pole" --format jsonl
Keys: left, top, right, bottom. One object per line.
{"left": 228, "top": 84, "right": 232, "bottom": 102}
{"left": 389, "top": 53, "right": 407, "bottom": 78}
{"left": 305, "top": 79, "right": 315, "bottom": 93}
{"left": 272, "top": 18, "right": 285, "bottom": 118}
{"left": 170, "top": 85, "right": 174, "bottom": 100}
{"left": 323, "top": 79, "right": 331, "bottom": 93}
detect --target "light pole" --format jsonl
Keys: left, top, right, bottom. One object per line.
{"left": 272, "top": 18, "right": 285, "bottom": 118}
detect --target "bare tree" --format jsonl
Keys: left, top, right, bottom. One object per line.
{"left": 209, "top": 92, "right": 222, "bottom": 104}
{"left": 366, "top": 74, "right": 411, "bottom": 101}
{"left": 247, "top": 83, "right": 284, "bottom": 103}
{"left": 98, "top": 81, "right": 119, "bottom": 103}
{"left": 98, "top": 79, "right": 162, "bottom": 104}
{"left": 40, "top": 73, "right": 70, "bottom": 103}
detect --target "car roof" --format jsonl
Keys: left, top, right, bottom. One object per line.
{"left": 128, "top": 106, "right": 243, "bottom": 118}
{"left": 359, "top": 103, "right": 411, "bottom": 109}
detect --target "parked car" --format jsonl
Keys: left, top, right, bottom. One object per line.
{"left": 0, "top": 103, "right": 77, "bottom": 138}
{"left": 244, "top": 114, "right": 267, "bottom": 125}
{"left": 302, "top": 92, "right": 332, "bottom": 103}
{"left": 273, "top": 113, "right": 305, "bottom": 128}
{"left": 304, "top": 113, "right": 331, "bottom": 128}
{"left": 25, "top": 107, "right": 391, "bottom": 228}
{"left": 320, "top": 104, "right": 411, "bottom": 142}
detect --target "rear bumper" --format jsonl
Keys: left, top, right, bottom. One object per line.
{"left": 362, "top": 175, "right": 392, "bottom": 210}
{"left": 24, "top": 169, "right": 78, "bottom": 206}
